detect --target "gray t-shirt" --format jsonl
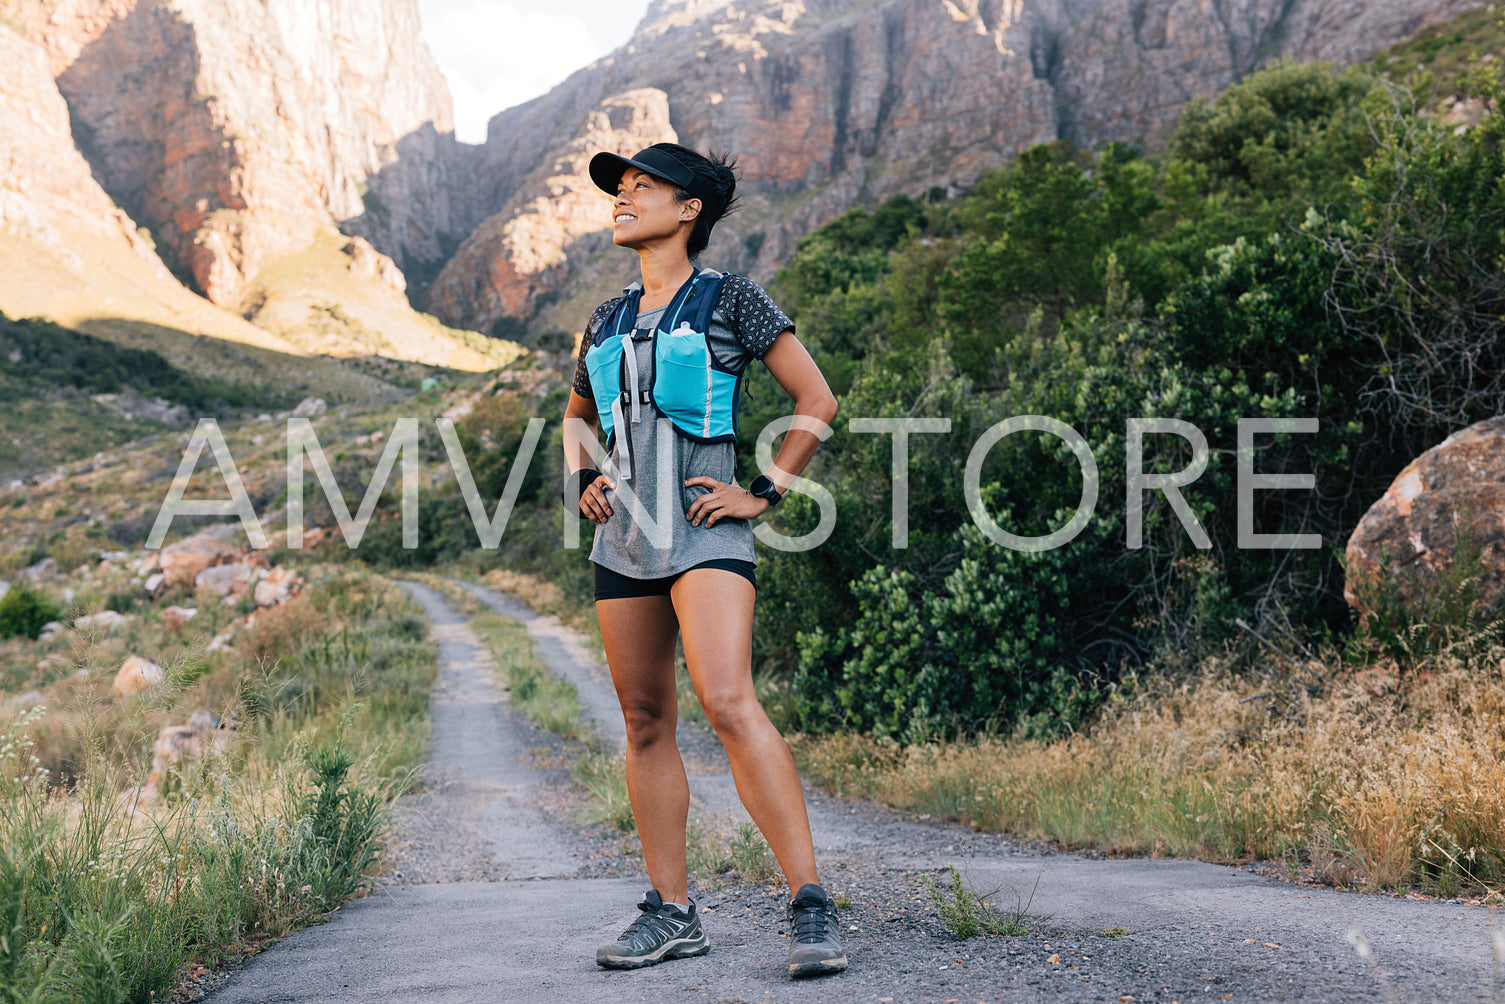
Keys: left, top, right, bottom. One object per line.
{"left": 571, "top": 271, "right": 794, "bottom": 579}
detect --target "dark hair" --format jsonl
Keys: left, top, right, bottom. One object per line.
{"left": 660, "top": 144, "right": 740, "bottom": 258}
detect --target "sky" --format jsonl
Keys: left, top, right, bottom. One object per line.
{"left": 418, "top": 0, "right": 652, "bottom": 144}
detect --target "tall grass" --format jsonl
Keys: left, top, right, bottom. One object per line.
{"left": 793, "top": 632, "right": 1505, "bottom": 895}
{"left": 469, "top": 612, "right": 583, "bottom": 739}
{"left": 0, "top": 568, "right": 438, "bottom": 1001}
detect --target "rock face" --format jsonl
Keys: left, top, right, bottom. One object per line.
{"left": 1345, "top": 417, "right": 1505, "bottom": 623}
{"left": 10, "top": 0, "right": 477, "bottom": 307}
{"left": 428, "top": 0, "right": 1486, "bottom": 337}
{"left": 0, "top": 23, "right": 169, "bottom": 274}
{"left": 425, "top": 89, "right": 679, "bottom": 334}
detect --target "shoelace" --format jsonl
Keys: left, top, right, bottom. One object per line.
{"left": 619, "top": 902, "right": 677, "bottom": 944}
{"left": 788, "top": 899, "right": 833, "bottom": 944}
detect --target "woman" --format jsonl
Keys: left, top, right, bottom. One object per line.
{"left": 561, "top": 142, "right": 845, "bottom": 980}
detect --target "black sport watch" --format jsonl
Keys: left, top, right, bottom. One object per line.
{"left": 748, "top": 474, "right": 784, "bottom": 508}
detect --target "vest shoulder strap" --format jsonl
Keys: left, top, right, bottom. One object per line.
{"left": 593, "top": 294, "right": 632, "bottom": 348}
{"left": 684, "top": 271, "right": 731, "bottom": 331}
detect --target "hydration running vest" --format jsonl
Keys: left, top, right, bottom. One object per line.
{"left": 584, "top": 268, "right": 739, "bottom": 479}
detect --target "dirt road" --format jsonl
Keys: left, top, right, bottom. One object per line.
{"left": 206, "top": 579, "right": 1502, "bottom": 1003}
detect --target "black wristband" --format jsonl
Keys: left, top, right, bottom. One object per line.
{"left": 563, "top": 468, "right": 602, "bottom": 516}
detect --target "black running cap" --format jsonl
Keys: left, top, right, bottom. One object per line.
{"left": 589, "top": 144, "right": 696, "bottom": 195}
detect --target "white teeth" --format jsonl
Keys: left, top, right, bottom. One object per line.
{"left": 614, "top": 214, "right": 636, "bottom": 223}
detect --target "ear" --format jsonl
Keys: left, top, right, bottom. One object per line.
{"left": 679, "top": 197, "right": 702, "bottom": 222}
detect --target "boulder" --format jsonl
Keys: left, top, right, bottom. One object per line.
{"left": 195, "top": 563, "right": 254, "bottom": 598}
{"left": 253, "top": 567, "right": 301, "bottom": 607}
{"left": 146, "top": 713, "right": 234, "bottom": 792}
{"left": 161, "top": 606, "right": 198, "bottom": 632}
{"left": 160, "top": 534, "right": 242, "bottom": 587}
{"left": 112, "top": 656, "right": 164, "bottom": 699}
{"left": 142, "top": 572, "right": 165, "bottom": 596}
{"left": 37, "top": 621, "right": 64, "bottom": 642}
{"left": 1345, "top": 417, "right": 1505, "bottom": 623}
{"left": 74, "top": 610, "right": 130, "bottom": 632}
{"left": 290, "top": 397, "right": 327, "bottom": 418}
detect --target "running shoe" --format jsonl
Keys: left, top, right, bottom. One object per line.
{"left": 596, "top": 890, "right": 710, "bottom": 969}
{"left": 786, "top": 882, "right": 848, "bottom": 978}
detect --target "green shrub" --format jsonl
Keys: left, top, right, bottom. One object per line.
{"left": 0, "top": 585, "right": 60, "bottom": 640}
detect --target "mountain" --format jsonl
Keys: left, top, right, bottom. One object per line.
{"left": 0, "top": 0, "right": 514, "bottom": 379}
{"left": 0, "top": 0, "right": 1486, "bottom": 386}
{"left": 424, "top": 0, "right": 1488, "bottom": 341}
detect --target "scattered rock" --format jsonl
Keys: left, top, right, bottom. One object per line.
{"left": 188, "top": 708, "right": 221, "bottom": 732}
{"left": 0, "top": 580, "right": 8, "bottom": 601}
{"left": 195, "top": 562, "right": 254, "bottom": 598}
{"left": 290, "top": 397, "right": 327, "bottom": 418}
{"left": 162, "top": 606, "right": 199, "bottom": 632}
{"left": 147, "top": 710, "right": 237, "bottom": 792}
{"left": 254, "top": 567, "right": 302, "bottom": 607}
{"left": 136, "top": 553, "right": 161, "bottom": 574}
{"left": 74, "top": 610, "right": 131, "bottom": 632}
{"left": 160, "top": 533, "right": 242, "bottom": 587}
{"left": 142, "top": 572, "right": 165, "bottom": 596}
{"left": 1346, "top": 416, "right": 1505, "bottom": 623}
{"left": 112, "top": 656, "right": 164, "bottom": 699}
{"left": 206, "top": 630, "right": 235, "bottom": 653}
{"left": 24, "top": 556, "right": 55, "bottom": 578}
{"left": 4, "top": 690, "right": 45, "bottom": 712}
{"left": 37, "top": 620, "right": 64, "bottom": 642}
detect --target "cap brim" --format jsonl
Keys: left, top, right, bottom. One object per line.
{"left": 588, "top": 151, "right": 690, "bottom": 195}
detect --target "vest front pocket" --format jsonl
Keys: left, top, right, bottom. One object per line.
{"left": 585, "top": 336, "right": 628, "bottom": 439}
{"left": 656, "top": 328, "right": 736, "bottom": 440}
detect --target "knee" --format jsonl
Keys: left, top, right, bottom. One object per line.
{"left": 699, "top": 693, "right": 765, "bottom": 743}
{"left": 621, "top": 700, "right": 675, "bottom": 750}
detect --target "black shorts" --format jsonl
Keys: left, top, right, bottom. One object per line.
{"left": 593, "top": 558, "right": 757, "bottom": 601}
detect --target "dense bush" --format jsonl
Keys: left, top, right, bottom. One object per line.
{"left": 0, "top": 584, "right": 61, "bottom": 640}
{"left": 764, "top": 53, "right": 1505, "bottom": 738}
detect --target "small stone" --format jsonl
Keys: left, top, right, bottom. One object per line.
{"left": 112, "top": 656, "right": 164, "bottom": 698}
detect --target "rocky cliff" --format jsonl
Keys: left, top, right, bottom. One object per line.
{"left": 1, "top": 0, "right": 513, "bottom": 376}
{"left": 427, "top": 0, "right": 1487, "bottom": 340}
{"left": 10, "top": 0, "right": 477, "bottom": 306}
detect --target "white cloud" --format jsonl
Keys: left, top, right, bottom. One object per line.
{"left": 419, "top": 0, "right": 647, "bottom": 144}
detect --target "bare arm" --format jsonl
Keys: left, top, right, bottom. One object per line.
{"left": 758, "top": 328, "right": 839, "bottom": 491}
{"left": 563, "top": 388, "right": 615, "bottom": 523}
{"left": 685, "top": 327, "right": 839, "bottom": 526}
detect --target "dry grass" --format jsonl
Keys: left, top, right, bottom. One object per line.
{"left": 792, "top": 635, "right": 1505, "bottom": 895}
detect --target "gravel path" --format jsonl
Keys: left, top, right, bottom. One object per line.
{"left": 204, "top": 579, "right": 1503, "bottom": 1003}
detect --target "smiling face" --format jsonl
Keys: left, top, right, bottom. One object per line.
{"left": 612, "top": 167, "right": 700, "bottom": 252}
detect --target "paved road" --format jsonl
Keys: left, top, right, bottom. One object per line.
{"left": 207, "top": 579, "right": 1503, "bottom": 1003}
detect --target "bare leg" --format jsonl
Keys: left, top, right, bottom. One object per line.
{"left": 596, "top": 593, "right": 690, "bottom": 905}
{"left": 670, "top": 568, "right": 818, "bottom": 897}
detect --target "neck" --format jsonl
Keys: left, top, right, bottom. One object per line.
{"left": 636, "top": 243, "right": 696, "bottom": 302}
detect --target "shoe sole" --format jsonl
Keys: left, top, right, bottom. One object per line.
{"left": 789, "top": 954, "right": 848, "bottom": 978}
{"left": 597, "top": 936, "right": 710, "bottom": 970}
